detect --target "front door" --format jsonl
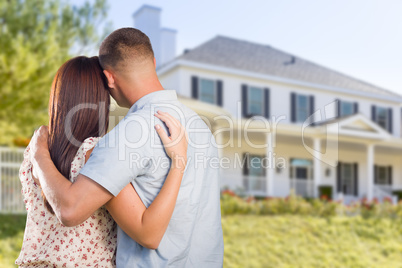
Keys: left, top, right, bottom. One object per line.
{"left": 289, "top": 158, "right": 313, "bottom": 197}
{"left": 337, "top": 162, "right": 358, "bottom": 196}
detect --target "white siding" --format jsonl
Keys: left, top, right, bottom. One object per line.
{"left": 159, "top": 65, "right": 401, "bottom": 137}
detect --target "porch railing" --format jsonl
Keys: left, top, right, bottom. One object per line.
{"left": 220, "top": 175, "right": 268, "bottom": 197}
{"left": 0, "top": 147, "right": 26, "bottom": 213}
{"left": 220, "top": 175, "right": 314, "bottom": 198}
{"left": 373, "top": 184, "right": 398, "bottom": 204}
{"left": 290, "top": 179, "right": 314, "bottom": 198}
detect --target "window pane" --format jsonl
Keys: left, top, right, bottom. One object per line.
{"left": 248, "top": 87, "right": 264, "bottom": 116}
{"left": 377, "top": 166, "right": 389, "bottom": 185}
{"left": 296, "top": 167, "right": 307, "bottom": 179}
{"left": 290, "top": 158, "right": 311, "bottom": 180}
{"left": 340, "top": 101, "right": 353, "bottom": 116}
{"left": 290, "top": 159, "right": 312, "bottom": 166}
{"left": 376, "top": 107, "right": 388, "bottom": 129}
{"left": 341, "top": 163, "right": 354, "bottom": 195}
{"left": 249, "top": 87, "right": 263, "bottom": 101}
{"left": 296, "top": 94, "right": 309, "bottom": 122}
{"left": 199, "top": 79, "right": 215, "bottom": 104}
{"left": 248, "top": 155, "right": 264, "bottom": 177}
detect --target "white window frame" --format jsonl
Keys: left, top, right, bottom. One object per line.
{"left": 295, "top": 94, "right": 310, "bottom": 123}
{"left": 198, "top": 78, "right": 217, "bottom": 104}
{"left": 247, "top": 86, "right": 265, "bottom": 116}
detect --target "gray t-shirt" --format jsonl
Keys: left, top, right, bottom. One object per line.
{"left": 80, "top": 90, "right": 224, "bottom": 267}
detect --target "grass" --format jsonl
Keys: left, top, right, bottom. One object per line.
{"left": 223, "top": 215, "right": 402, "bottom": 268}
{"left": 0, "top": 214, "right": 26, "bottom": 268}
{"left": 1, "top": 214, "right": 402, "bottom": 267}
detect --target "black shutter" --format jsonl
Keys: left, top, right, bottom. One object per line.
{"left": 309, "top": 95, "right": 315, "bottom": 125}
{"left": 243, "top": 153, "right": 249, "bottom": 176}
{"left": 291, "top": 92, "right": 296, "bottom": 122}
{"left": 336, "top": 99, "right": 341, "bottom": 118}
{"left": 354, "top": 102, "right": 359, "bottom": 114}
{"left": 388, "top": 108, "right": 393, "bottom": 134}
{"left": 262, "top": 155, "right": 267, "bottom": 176}
{"left": 289, "top": 158, "right": 294, "bottom": 178}
{"left": 191, "top": 76, "right": 198, "bottom": 99}
{"left": 388, "top": 166, "right": 393, "bottom": 185}
{"left": 374, "top": 165, "right": 378, "bottom": 184}
{"left": 217, "top": 80, "right": 223, "bottom": 106}
{"left": 353, "top": 163, "right": 358, "bottom": 196}
{"left": 371, "top": 105, "right": 376, "bottom": 121}
{"left": 337, "top": 162, "right": 342, "bottom": 193}
{"left": 242, "top": 84, "right": 248, "bottom": 118}
{"left": 264, "top": 88, "right": 270, "bottom": 119}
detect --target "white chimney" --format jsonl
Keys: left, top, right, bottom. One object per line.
{"left": 133, "top": 5, "right": 176, "bottom": 68}
{"left": 160, "top": 28, "right": 177, "bottom": 66}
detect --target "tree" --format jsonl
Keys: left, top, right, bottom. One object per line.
{"left": 0, "top": 0, "right": 110, "bottom": 146}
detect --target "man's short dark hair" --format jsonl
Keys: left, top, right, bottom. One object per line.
{"left": 99, "top": 28, "right": 154, "bottom": 71}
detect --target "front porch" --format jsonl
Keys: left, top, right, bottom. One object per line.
{"left": 216, "top": 114, "right": 402, "bottom": 203}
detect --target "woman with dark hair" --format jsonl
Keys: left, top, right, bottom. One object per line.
{"left": 16, "top": 56, "right": 188, "bottom": 267}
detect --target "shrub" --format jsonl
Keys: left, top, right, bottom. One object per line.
{"left": 221, "top": 191, "right": 402, "bottom": 219}
{"left": 318, "top": 186, "right": 333, "bottom": 200}
{"left": 392, "top": 191, "right": 402, "bottom": 202}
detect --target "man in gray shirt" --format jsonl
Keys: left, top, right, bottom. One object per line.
{"left": 30, "top": 28, "right": 224, "bottom": 267}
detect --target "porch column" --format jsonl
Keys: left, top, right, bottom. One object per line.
{"left": 266, "top": 132, "right": 274, "bottom": 196}
{"left": 214, "top": 129, "right": 224, "bottom": 158}
{"left": 313, "top": 138, "right": 321, "bottom": 198}
{"left": 367, "top": 143, "right": 374, "bottom": 201}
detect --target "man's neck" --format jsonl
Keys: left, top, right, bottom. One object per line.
{"left": 125, "top": 80, "right": 164, "bottom": 107}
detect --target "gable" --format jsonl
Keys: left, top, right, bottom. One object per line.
{"left": 325, "top": 114, "right": 391, "bottom": 140}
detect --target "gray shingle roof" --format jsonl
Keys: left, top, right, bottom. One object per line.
{"left": 177, "top": 36, "right": 400, "bottom": 99}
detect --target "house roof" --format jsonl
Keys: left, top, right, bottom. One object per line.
{"left": 177, "top": 36, "right": 401, "bottom": 99}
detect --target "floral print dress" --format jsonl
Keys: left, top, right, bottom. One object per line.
{"left": 16, "top": 137, "right": 117, "bottom": 268}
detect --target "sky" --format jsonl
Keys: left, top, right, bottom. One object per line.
{"left": 73, "top": 0, "right": 402, "bottom": 96}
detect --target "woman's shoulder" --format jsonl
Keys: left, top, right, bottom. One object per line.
{"left": 81, "top": 137, "right": 101, "bottom": 151}
{"left": 69, "top": 137, "right": 100, "bottom": 180}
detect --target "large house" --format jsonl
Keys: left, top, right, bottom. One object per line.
{"left": 123, "top": 5, "right": 402, "bottom": 203}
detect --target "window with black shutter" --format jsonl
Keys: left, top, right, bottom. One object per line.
{"left": 372, "top": 105, "right": 392, "bottom": 132}
{"left": 191, "top": 76, "right": 223, "bottom": 106}
{"left": 337, "top": 162, "right": 357, "bottom": 196}
{"left": 337, "top": 99, "right": 356, "bottom": 117}
{"left": 241, "top": 85, "right": 270, "bottom": 118}
{"left": 375, "top": 165, "right": 392, "bottom": 185}
{"left": 291, "top": 92, "right": 313, "bottom": 123}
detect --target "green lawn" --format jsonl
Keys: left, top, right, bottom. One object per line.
{"left": 223, "top": 215, "right": 402, "bottom": 268}
{"left": 0, "top": 214, "right": 26, "bottom": 268}
{"left": 1, "top": 214, "right": 402, "bottom": 267}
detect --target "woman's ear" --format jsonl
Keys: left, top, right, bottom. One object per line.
{"left": 103, "top": 70, "right": 115, "bottom": 89}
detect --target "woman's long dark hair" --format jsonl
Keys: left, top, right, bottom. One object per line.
{"left": 44, "top": 56, "right": 110, "bottom": 214}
